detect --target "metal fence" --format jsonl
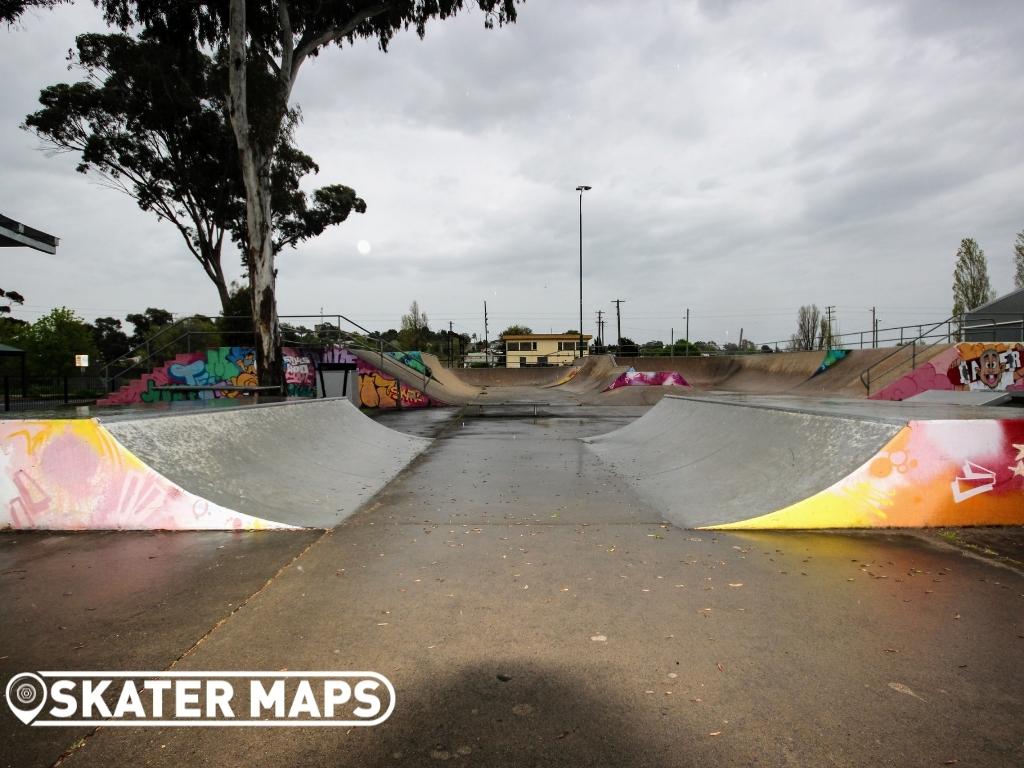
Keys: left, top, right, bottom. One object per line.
{"left": 2, "top": 375, "right": 107, "bottom": 412}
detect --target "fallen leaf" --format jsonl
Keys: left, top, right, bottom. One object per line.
{"left": 887, "top": 682, "right": 926, "bottom": 702}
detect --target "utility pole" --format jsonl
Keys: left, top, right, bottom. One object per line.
{"left": 739, "top": 327, "right": 744, "bottom": 351}
{"left": 825, "top": 305, "right": 835, "bottom": 348}
{"left": 685, "top": 308, "right": 690, "bottom": 356}
{"left": 483, "top": 301, "right": 489, "bottom": 365}
{"left": 449, "top": 321, "right": 454, "bottom": 367}
{"left": 596, "top": 310, "right": 604, "bottom": 349}
{"left": 871, "top": 307, "right": 877, "bottom": 348}
{"left": 670, "top": 327, "right": 674, "bottom": 358}
{"left": 612, "top": 299, "right": 626, "bottom": 348}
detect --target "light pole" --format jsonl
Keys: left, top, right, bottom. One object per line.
{"left": 576, "top": 185, "right": 591, "bottom": 360}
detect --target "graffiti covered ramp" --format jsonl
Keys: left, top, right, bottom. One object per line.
{"left": 583, "top": 395, "right": 1024, "bottom": 529}
{"left": 0, "top": 418, "right": 294, "bottom": 531}
{"left": 349, "top": 348, "right": 483, "bottom": 404}
{"left": 104, "top": 398, "right": 431, "bottom": 528}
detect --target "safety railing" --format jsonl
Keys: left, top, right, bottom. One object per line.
{"left": 858, "top": 315, "right": 959, "bottom": 395}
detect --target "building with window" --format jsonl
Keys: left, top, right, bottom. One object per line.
{"left": 502, "top": 333, "right": 592, "bottom": 368}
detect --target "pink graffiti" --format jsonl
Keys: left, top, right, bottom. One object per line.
{"left": 603, "top": 369, "right": 690, "bottom": 391}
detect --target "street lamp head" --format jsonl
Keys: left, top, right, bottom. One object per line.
{"left": 576, "top": 185, "right": 592, "bottom": 192}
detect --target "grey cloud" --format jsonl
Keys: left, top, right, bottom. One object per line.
{"left": 2, "top": 0, "right": 1023, "bottom": 345}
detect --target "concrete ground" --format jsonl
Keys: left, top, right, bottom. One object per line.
{"left": 2, "top": 407, "right": 1022, "bottom": 767}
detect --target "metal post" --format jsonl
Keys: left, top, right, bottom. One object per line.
{"left": 576, "top": 185, "right": 591, "bottom": 360}
{"left": 579, "top": 192, "right": 583, "bottom": 360}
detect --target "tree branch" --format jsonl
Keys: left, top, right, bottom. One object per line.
{"left": 289, "top": 2, "right": 393, "bottom": 94}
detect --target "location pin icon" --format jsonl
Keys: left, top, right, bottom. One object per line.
{"left": 6, "top": 673, "right": 48, "bottom": 725}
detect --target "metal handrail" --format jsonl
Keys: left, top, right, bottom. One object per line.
{"left": 105, "top": 321, "right": 254, "bottom": 393}
{"left": 859, "top": 314, "right": 960, "bottom": 395}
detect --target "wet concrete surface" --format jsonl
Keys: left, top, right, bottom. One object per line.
{"left": 367, "top": 407, "right": 463, "bottom": 438}
{"left": 0, "top": 530, "right": 322, "bottom": 768}
{"left": 10, "top": 411, "right": 1018, "bottom": 768}
{"left": 673, "top": 392, "right": 1024, "bottom": 424}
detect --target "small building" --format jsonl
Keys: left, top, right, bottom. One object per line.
{"left": 502, "top": 333, "right": 592, "bottom": 368}
{"left": 963, "top": 287, "right": 1024, "bottom": 343}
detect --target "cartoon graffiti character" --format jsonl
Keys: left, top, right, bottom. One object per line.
{"left": 948, "top": 344, "right": 1024, "bottom": 391}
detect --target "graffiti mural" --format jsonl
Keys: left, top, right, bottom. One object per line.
{"left": 947, "top": 343, "right": 1024, "bottom": 391}
{"left": 812, "top": 348, "right": 848, "bottom": 377}
{"left": 97, "top": 343, "right": 437, "bottom": 408}
{"left": 386, "top": 350, "right": 431, "bottom": 376}
{"left": 356, "top": 356, "right": 434, "bottom": 409}
{"left": 0, "top": 420, "right": 293, "bottom": 530}
{"left": 603, "top": 368, "right": 690, "bottom": 391}
{"left": 98, "top": 347, "right": 259, "bottom": 405}
{"left": 871, "top": 343, "right": 1024, "bottom": 400}
{"left": 710, "top": 419, "right": 1024, "bottom": 529}
{"left": 283, "top": 347, "right": 316, "bottom": 398}
{"left": 320, "top": 346, "right": 357, "bottom": 365}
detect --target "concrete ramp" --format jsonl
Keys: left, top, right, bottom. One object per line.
{"left": 555, "top": 355, "right": 626, "bottom": 394}
{"left": 349, "top": 348, "right": 481, "bottom": 404}
{"left": 105, "top": 399, "right": 431, "bottom": 528}
{"left": 584, "top": 396, "right": 1024, "bottom": 529}
{"left": 0, "top": 419, "right": 294, "bottom": 531}
{"left": 906, "top": 389, "right": 1014, "bottom": 406}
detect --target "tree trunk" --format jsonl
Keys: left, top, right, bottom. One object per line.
{"left": 228, "top": 0, "right": 283, "bottom": 392}
{"left": 247, "top": 168, "right": 282, "bottom": 391}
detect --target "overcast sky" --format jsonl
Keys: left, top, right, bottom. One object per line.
{"left": 3, "top": 0, "right": 1023, "bottom": 346}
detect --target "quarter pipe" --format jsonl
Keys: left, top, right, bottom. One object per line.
{"left": 1, "top": 399, "right": 431, "bottom": 530}
{"left": 584, "top": 395, "right": 1024, "bottom": 529}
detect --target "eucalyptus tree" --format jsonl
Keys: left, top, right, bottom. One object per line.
{"left": 97, "top": 0, "right": 519, "bottom": 387}
{"left": 25, "top": 31, "right": 366, "bottom": 316}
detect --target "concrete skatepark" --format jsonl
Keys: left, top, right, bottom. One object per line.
{"left": 4, "top": 347, "right": 1023, "bottom": 532}
{"left": 2, "top": 347, "right": 1023, "bottom": 766}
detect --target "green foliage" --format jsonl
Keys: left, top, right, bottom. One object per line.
{"left": 90, "top": 317, "right": 131, "bottom": 364}
{"left": 12, "top": 307, "right": 100, "bottom": 376}
{"left": 1, "top": 0, "right": 67, "bottom": 25}
{"left": 500, "top": 325, "right": 533, "bottom": 337}
{"left": 126, "top": 308, "right": 174, "bottom": 346}
{"left": 399, "top": 301, "right": 430, "bottom": 351}
{"left": 218, "top": 282, "right": 255, "bottom": 345}
{"left": 0, "top": 288, "right": 25, "bottom": 315}
{"left": 952, "top": 237, "right": 995, "bottom": 316}
{"left": 1014, "top": 230, "right": 1024, "bottom": 290}
{"left": 24, "top": 32, "right": 365, "bottom": 314}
